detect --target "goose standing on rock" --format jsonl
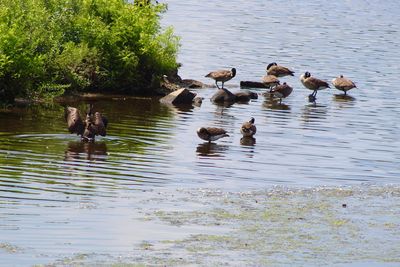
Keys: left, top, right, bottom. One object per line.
{"left": 197, "top": 127, "right": 229, "bottom": 143}
{"left": 332, "top": 75, "right": 357, "bottom": 95}
{"left": 300, "top": 71, "right": 330, "bottom": 102}
{"left": 65, "top": 104, "right": 108, "bottom": 142}
{"left": 205, "top": 68, "right": 236, "bottom": 89}
{"left": 271, "top": 82, "right": 293, "bottom": 104}
{"left": 266, "top": 62, "right": 295, "bottom": 77}
{"left": 240, "top": 117, "right": 257, "bottom": 138}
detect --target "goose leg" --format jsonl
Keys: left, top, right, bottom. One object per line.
{"left": 308, "top": 92, "right": 317, "bottom": 103}
{"left": 221, "top": 82, "right": 225, "bottom": 89}
{"left": 215, "top": 80, "right": 220, "bottom": 89}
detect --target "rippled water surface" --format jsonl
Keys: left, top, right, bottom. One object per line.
{"left": 1, "top": 0, "right": 400, "bottom": 265}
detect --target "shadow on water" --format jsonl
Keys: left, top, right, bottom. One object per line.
{"left": 196, "top": 142, "right": 229, "bottom": 157}
{"left": 64, "top": 141, "right": 108, "bottom": 162}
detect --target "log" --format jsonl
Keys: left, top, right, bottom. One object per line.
{"left": 240, "top": 81, "right": 268, "bottom": 89}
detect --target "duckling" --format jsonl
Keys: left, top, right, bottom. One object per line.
{"left": 271, "top": 82, "right": 293, "bottom": 104}
{"left": 65, "top": 104, "right": 108, "bottom": 142}
{"left": 332, "top": 75, "right": 357, "bottom": 95}
{"left": 240, "top": 117, "right": 257, "bottom": 138}
{"left": 266, "top": 62, "right": 294, "bottom": 77}
{"left": 300, "top": 71, "right": 329, "bottom": 102}
{"left": 205, "top": 68, "right": 236, "bottom": 89}
{"left": 197, "top": 127, "right": 229, "bottom": 143}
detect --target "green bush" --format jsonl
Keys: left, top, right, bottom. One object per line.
{"left": 0, "top": 0, "right": 180, "bottom": 103}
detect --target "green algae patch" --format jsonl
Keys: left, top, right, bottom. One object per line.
{"left": 132, "top": 185, "right": 400, "bottom": 266}
{"left": 0, "top": 242, "right": 21, "bottom": 253}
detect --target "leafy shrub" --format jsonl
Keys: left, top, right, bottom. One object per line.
{"left": 0, "top": 0, "right": 180, "bottom": 103}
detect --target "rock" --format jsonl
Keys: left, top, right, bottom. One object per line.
{"left": 157, "top": 75, "right": 182, "bottom": 95}
{"left": 211, "top": 88, "right": 236, "bottom": 103}
{"left": 234, "top": 91, "right": 258, "bottom": 102}
{"left": 181, "top": 79, "right": 207, "bottom": 88}
{"left": 240, "top": 81, "right": 269, "bottom": 89}
{"left": 159, "top": 88, "right": 197, "bottom": 105}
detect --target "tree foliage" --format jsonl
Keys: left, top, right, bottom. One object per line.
{"left": 0, "top": 0, "right": 180, "bottom": 103}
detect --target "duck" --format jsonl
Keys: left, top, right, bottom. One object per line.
{"left": 262, "top": 74, "right": 280, "bottom": 91}
{"left": 332, "top": 75, "right": 357, "bottom": 95}
{"left": 300, "top": 71, "right": 330, "bottom": 102}
{"left": 65, "top": 104, "right": 108, "bottom": 142}
{"left": 270, "top": 82, "right": 293, "bottom": 104}
{"left": 205, "top": 68, "right": 236, "bottom": 89}
{"left": 240, "top": 117, "right": 257, "bottom": 138}
{"left": 197, "top": 127, "right": 229, "bottom": 143}
{"left": 266, "top": 62, "right": 294, "bottom": 77}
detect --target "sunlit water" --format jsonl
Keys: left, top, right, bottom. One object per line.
{"left": 1, "top": 0, "right": 400, "bottom": 265}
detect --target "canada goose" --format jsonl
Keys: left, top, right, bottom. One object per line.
{"left": 300, "top": 71, "right": 329, "bottom": 101}
{"left": 197, "top": 127, "right": 229, "bottom": 142}
{"left": 332, "top": 75, "right": 357, "bottom": 95}
{"left": 262, "top": 74, "right": 280, "bottom": 91}
{"left": 240, "top": 117, "right": 257, "bottom": 138}
{"left": 266, "top": 62, "right": 295, "bottom": 77}
{"left": 205, "top": 68, "right": 236, "bottom": 89}
{"left": 271, "top": 82, "right": 293, "bottom": 104}
{"left": 65, "top": 104, "right": 108, "bottom": 142}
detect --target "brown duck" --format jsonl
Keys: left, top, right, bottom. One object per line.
{"left": 332, "top": 75, "right": 357, "bottom": 95}
{"left": 300, "top": 71, "right": 330, "bottom": 101}
{"left": 197, "top": 127, "right": 229, "bottom": 143}
{"left": 205, "top": 68, "right": 236, "bottom": 89}
{"left": 262, "top": 74, "right": 280, "bottom": 90}
{"left": 65, "top": 104, "right": 108, "bottom": 142}
{"left": 240, "top": 117, "right": 257, "bottom": 138}
{"left": 271, "top": 82, "right": 293, "bottom": 104}
{"left": 266, "top": 62, "right": 294, "bottom": 77}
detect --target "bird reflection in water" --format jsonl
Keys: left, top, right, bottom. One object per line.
{"left": 333, "top": 94, "right": 356, "bottom": 102}
{"left": 263, "top": 99, "right": 291, "bottom": 111}
{"left": 65, "top": 141, "right": 108, "bottom": 161}
{"left": 333, "top": 94, "right": 356, "bottom": 107}
{"left": 196, "top": 142, "right": 229, "bottom": 157}
{"left": 301, "top": 103, "right": 328, "bottom": 124}
{"left": 240, "top": 136, "right": 256, "bottom": 146}
{"left": 213, "top": 100, "right": 234, "bottom": 116}
{"left": 333, "top": 94, "right": 357, "bottom": 110}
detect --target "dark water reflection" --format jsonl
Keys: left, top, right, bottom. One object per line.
{"left": 263, "top": 99, "right": 291, "bottom": 111}
{"left": 65, "top": 141, "right": 108, "bottom": 161}
{"left": 240, "top": 137, "right": 256, "bottom": 146}
{"left": 196, "top": 142, "right": 229, "bottom": 158}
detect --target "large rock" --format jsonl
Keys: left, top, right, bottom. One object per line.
{"left": 211, "top": 88, "right": 236, "bottom": 103}
{"left": 159, "top": 88, "right": 197, "bottom": 105}
{"left": 181, "top": 79, "right": 207, "bottom": 89}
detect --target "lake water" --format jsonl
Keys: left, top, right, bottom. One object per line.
{"left": 1, "top": 0, "right": 400, "bottom": 265}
